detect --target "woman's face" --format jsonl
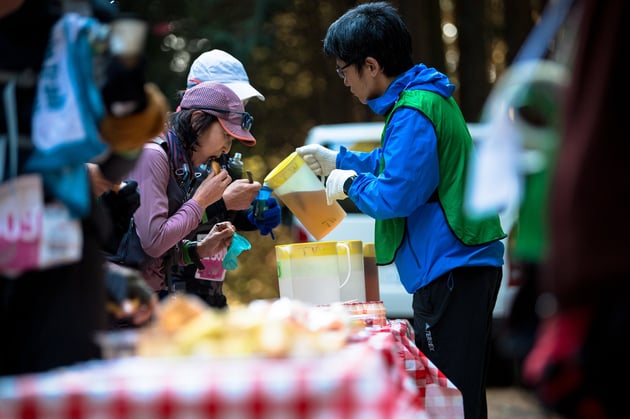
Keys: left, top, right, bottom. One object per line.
{"left": 192, "top": 117, "right": 233, "bottom": 166}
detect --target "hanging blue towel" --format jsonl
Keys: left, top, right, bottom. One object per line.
{"left": 26, "top": 13, "right": 108, "bottom": 217}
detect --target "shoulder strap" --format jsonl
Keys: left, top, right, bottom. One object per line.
{"left": 152, "top": 137, "right": 169, "bottom": 158}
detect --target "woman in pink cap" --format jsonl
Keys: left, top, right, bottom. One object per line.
{"left": 126, "top": 81, "right": 257, "bottom": 296}
{"left": 171, "top": 50, "right": 280, "bottom": 309}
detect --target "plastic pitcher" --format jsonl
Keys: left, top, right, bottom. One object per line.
{"left": 275, "top": 241, "right": 355, "bottom": 305}
{"left": 264, "top": 152, "right": 346, "bottom": 240}
{"left": 337, "top": 240, "right": 366, "bottom": 302}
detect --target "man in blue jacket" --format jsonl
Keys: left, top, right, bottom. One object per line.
{"left": 297, "top": 2, "right": 505, "bottom": 418}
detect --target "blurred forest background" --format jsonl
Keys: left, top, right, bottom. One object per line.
{"left": 117, "top": 0, "right": 549, "bottom": 305}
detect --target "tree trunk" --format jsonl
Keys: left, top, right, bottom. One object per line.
{"left": 400, "top": 0, "right": 446, "bottom": 72}
{"left": 455, "top": 0, "right": 490, "bottom": 122}
{"left": 504, "top": 0, "right": 549, "bottom": 65}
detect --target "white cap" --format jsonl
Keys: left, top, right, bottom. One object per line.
{"left": 186, "top": 49, "right": 265, "bottom": 102}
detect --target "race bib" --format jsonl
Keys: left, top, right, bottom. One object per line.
{"left": 194, "top": 233, "right": 226, "bottom": 281}
{"left": 0, "top": 174, "right": 82, "bottom": 277}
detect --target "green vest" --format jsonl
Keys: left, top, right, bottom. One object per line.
{"left": 375, "top": 90, "right": 506, "bottom": 264}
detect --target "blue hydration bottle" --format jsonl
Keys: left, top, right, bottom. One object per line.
{"left": 254, "top": 184, "right": 273, "bottom": 221}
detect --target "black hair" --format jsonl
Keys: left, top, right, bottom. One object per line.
{"left": 168, "top": 109, "right": 218, "bottom": 154}
{"left": 323, "top": 1, "right": 413, "bottom": 78}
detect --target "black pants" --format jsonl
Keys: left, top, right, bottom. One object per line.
{"left": 413, "top": 266, "right": 502, "bottom": 419}
{"left": 170, "top": 264, "right": 227, "bottom": 309}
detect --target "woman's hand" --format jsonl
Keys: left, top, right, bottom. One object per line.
{"left": 192, "top": 169, "right": 232, "bottom": 209}
{"left": 223, "top": 179, "right": 262, "bottom": 211}
{"left": 197, "top": 221, "right": 235, "bottom": 258}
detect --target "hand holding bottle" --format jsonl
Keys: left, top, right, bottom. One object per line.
{"left": 223, "top": 179, "right": 261, "bottom": 211}
{"left": 248, "top": 185, "right": 281, "bottom": 239}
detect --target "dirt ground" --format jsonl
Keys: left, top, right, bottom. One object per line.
{"left": 487, "top": 387, "right": 563, "bottom": 418}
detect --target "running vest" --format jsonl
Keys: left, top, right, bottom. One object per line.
{"left": 107, "top": 138, "right": 193, "bottom": 270}
{"left": 375, "top": 89, "right": 506, "bottom": 264}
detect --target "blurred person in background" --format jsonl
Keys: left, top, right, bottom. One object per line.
{"left": 0, "top": 0, "right": 168, "bottom": 375}
{"left": 169, "top": 49, "right": 281, "bottom": 309}
{"left": 520, "top": 0, "right": 630, "bottom": 417}
{"left": 297, "top": 2, "right": 505, "bottom": 418}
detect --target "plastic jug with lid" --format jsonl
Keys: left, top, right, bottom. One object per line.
{"left": 264, "top": 152, "right": 346, "bottom": 240}
{"left": 275, "top": 241, "right": 358, "bottom": 306}
{"left": 337, "top": 240, "right": 366, "bottom": 303}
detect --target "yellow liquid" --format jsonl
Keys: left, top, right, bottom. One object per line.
{"left": 280, "top": 190, "right": 346, "bottom": 240}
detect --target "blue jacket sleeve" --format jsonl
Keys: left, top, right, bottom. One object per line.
{"left": 337, "top": 108, "right": 440, "bottom": 220}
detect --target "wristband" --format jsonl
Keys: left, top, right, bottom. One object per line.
{"left": 343, "top": 175, "right": 357, "bottom": 195}
{"left": 185, "top": 241, "right": 205, "bottom": 270}
{"left": 182, "top": 242, "right": 192, "bottom": 265}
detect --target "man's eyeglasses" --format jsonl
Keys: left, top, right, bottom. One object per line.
{"left": 336, "top": 62, "right": 353, "bottom": 79}
{"left": 191, "top": 107, "right": 254, "bottom": 131}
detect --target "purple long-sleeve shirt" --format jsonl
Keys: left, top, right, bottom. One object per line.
{"left": 126, "top": 142, "right": 204, "bottom": 291}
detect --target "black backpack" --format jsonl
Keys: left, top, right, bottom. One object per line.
{"left": 102, "top": 138, "right": 194, "bottom": 269}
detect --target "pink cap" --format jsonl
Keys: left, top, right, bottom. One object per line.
{"left": 179, "top": 81, "right": 256, "bottom": 146}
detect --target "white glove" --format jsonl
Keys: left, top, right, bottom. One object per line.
{"left": 296, "top": 144, "right": 338, "bottom": 176}
{"left": 325, "top": 169, "right": 357, "bottom": 205}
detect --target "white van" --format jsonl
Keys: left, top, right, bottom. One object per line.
{"left": 291, "top": 122, "right": 520, "bottom": 322}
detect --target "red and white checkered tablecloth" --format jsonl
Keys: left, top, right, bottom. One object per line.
{"left": 0, "top": 320, "right": 463, "bottom": 419}
{"left": 364, "top": 319, "right": 464, "bottom": 419}
{"left": 0, "top": 333, "right": 426, "bottom": 419}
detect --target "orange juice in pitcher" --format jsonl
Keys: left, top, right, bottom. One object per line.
{"left": 264, "top": 152, "right": 345, "bottom": 240}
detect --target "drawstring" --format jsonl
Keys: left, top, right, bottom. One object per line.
{"left": 425, "top": 271, "right": 455, "bottom": 352}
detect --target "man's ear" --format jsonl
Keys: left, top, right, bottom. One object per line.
{"left": 364, "top": 57, "right": 381, "bottom": 75}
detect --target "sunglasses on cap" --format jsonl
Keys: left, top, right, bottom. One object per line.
{"left": 190, "top": 107, "right": 254, "bottom": 131}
